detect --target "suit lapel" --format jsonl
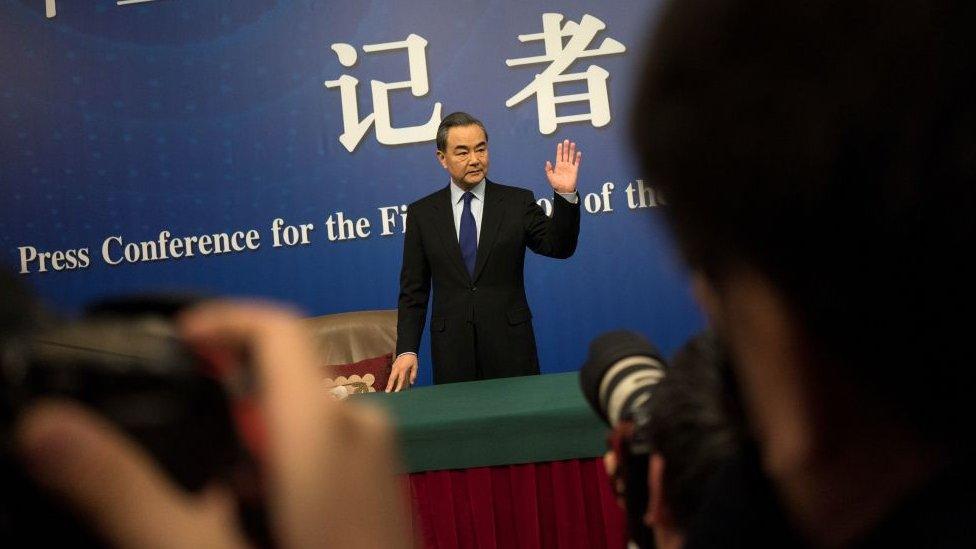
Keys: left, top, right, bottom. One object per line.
{"left": 430, "top": 185, "right": 472, "bottom": 282}
{"left": 472, "top": 181, "right": 504, "bottom": 283}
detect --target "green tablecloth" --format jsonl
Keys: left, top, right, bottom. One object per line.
{"left": 359, "top": 372, "right": 609, "bottom": 473}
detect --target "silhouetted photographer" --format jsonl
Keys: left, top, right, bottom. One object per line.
{"left": 580, "top": 331, "right": 742, "bottom": 549}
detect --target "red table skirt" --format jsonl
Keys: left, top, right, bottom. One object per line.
{"left": 408, "top": 457, "right": 628, "bottom": 549}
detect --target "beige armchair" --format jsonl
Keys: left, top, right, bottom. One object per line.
{"left": 304, "top": 309, "right": 398, "bottom": 394}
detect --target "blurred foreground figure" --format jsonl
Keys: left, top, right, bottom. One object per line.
{"left": 635, "top": 0, "right": 976, "bottom": 547}
{"left": 9, "top": 296, "right": 411, "bottom": 548}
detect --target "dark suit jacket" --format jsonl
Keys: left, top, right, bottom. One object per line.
{"left": 396, "top": 179, "right": 580, "bottom": 383}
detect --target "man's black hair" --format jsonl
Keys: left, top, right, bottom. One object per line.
{"left": 435, "top": 112, "right": 488, "bottom": 152}
{"left": 633, "top": 0, "right": 976, "bottom": 446}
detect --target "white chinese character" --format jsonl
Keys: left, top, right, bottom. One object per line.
{"left": 505, "top": 13, "right": 626, "bottom": 135}
{"left": 45, "top": 0, "right": 56, "bottom": 18}
{"left": 325, "top": 34, "right": 443, "bottom": 152}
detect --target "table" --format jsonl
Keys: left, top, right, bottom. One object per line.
{"left": 362, "top": 373, "right": 628, "bottom": 549}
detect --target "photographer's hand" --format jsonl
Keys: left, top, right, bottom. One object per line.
{"left": 15, "top": 302, "right": 411, "bottom": 549}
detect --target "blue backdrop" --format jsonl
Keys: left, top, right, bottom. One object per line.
{"left": 1, "top": 0, "right": 703, "bottom": 386}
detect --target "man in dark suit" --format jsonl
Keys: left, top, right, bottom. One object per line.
{"left": 386, "top": 112, "right": 581, "bottom": 391}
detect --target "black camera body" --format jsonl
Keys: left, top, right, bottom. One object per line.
{"left": 0, "top": 298, "right": 267, "bottom": 547}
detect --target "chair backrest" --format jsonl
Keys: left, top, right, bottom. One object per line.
{"left": 305, "top": 309, "right": 398, "bottom": 395}
{"left": 304, "top": 309, "right": 397, "bottom": 365}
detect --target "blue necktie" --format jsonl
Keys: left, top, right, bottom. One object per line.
{"left": 459, "top": 191, "right": 477, "bottom": 277}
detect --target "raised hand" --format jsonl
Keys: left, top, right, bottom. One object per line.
{"left": 545, "top": 139, "right": 582, "bottom": 194}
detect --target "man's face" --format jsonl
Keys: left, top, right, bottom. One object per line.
{"left": 437, "top": 124, "right": 489, "bottom": 189}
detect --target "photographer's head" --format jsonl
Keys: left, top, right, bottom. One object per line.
{"left": 643, "top": 333, "right": 739, "bottom": 549}
{"left": 635, "top": 0, "right": 976, "bottom": 544}
{"left": 0, "top": 270, "right": 43, "bottom": 335}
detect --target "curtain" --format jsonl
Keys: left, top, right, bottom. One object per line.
{"left": 409, "top": 457, "right": 627, "bottom": 549}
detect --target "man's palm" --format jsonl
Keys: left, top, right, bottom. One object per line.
{"left": 545, "top": 139, "right": 582, "bottom": 193}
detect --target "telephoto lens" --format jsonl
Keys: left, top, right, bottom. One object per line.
{"left": 579, "top": 330, "right": 668, "bottom": 549}
{"left": 579, "top": 330, "right": 666, "bottom": 429}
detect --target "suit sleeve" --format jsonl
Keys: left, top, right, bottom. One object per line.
{"left": 396, "top": 206, "right": 431, "bottom": 356}
{"left": 524, "top": 191, "right": 581, "bottom": 259}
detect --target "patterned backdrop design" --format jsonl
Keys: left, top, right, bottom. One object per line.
{"left": 1, "top": 0, "right": 703, "bottom": 386}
